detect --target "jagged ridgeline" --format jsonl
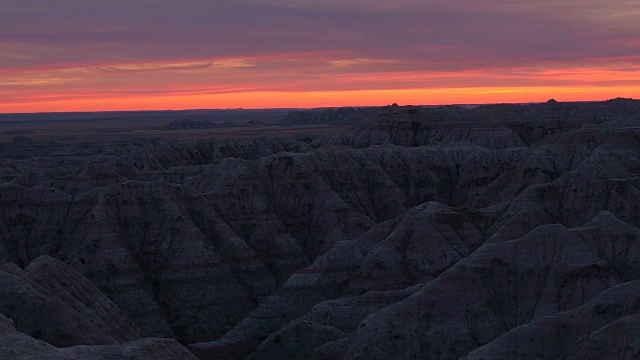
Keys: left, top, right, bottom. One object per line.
{"left": 1, "top": 98, "right": 640, "bottom": 359}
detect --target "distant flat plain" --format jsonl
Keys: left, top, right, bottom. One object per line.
{"left": 0, "top": 109, "right": 347, "bottom": 142}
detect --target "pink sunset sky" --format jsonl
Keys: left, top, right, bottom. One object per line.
{"left": 1, "top": 0, "right": 639, "bottom": 112}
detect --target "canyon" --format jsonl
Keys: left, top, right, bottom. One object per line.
{"left": 1, "top": 98, "right": 639, "bottom": 359}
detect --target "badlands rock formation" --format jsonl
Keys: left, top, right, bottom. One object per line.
{"left": 0, "top": 98, "right": 639, "bottom": 359}
{"left": 0, "top": 313, "right": 196, "bottom": 359}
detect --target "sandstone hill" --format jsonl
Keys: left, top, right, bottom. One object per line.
{"left": 0, "top": 98, "right": 639, "bottom": 359}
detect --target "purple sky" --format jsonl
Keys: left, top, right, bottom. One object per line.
{"left": 2, "top": 0, "right": 639, "bottom": 111}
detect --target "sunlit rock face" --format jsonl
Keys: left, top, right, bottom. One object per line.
{"left": 1, "top": 99, "right": 639, "bottom": 359}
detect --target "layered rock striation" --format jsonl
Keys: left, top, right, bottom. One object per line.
{"left": 0, "top": 99, "right": 639, "bottom": 359}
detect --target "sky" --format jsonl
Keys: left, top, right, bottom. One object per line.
{"left": 1, "top": 0, "right": 639, "bottom": 112}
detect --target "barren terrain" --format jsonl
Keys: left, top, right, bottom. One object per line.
{"left": 1, "top": 99, "right": 639, "bottom": 359}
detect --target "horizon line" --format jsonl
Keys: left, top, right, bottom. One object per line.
{"left": 1, "top": 97, "right": 634, "bottom": 116}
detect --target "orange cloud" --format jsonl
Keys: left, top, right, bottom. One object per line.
{"left": 330, "top": 58, "right": 398, "bottom": 68}
{"left": 1, "top": 51, "right": 639, "bottom": 113}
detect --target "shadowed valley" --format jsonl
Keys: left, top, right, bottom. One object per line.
{"left": 1, "top": 99, "right": 640, "bottom": 359}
